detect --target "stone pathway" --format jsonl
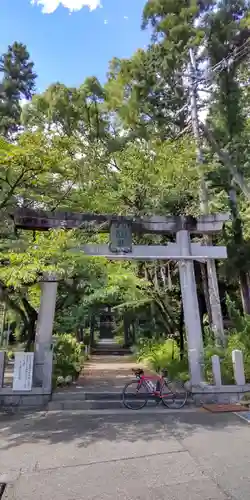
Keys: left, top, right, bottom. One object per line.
{"left": 81, "top": 355, "right": 150, "bottom": 392}
{"left": 57, "top": 355, "right": 155, "bottom": 393}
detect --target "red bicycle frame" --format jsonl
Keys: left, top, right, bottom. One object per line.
{"left": 137, "top": 374, "right": 168, "bottom": 398}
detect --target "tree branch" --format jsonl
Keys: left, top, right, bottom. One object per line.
{"left": 201, "top": 122, "right": 250, "bottom": 200}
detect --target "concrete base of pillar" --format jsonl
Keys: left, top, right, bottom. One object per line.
{"left": 33, "top": 349, "right": 53, "bottom": 391}
{"left": 191, "top": 383, "right": 250, "bottom": 405}
{"left": 0, "top": 388, "right": 51, "bottom": 412}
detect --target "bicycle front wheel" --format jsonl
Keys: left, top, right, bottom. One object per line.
{"left": 122, "top": 380, "right": 148, "bottom": 410}
{"left": 161, "top": 380, "right": 188, "bottom": 409}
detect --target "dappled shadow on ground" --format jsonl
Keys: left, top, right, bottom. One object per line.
{"left": 0, "top": 410, "right": 245, "bottom": 452}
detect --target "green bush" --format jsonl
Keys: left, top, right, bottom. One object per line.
{"left": 82, "top": 328, "right": 91, "bottom": 345}
{"left": 198, "top": 299, "right": 250, "bottom": 384}
{"left": 223, "top": 301, "right": 250, "bottom": 383}
{"left": 203, "top": 316, "right": 250, "bottom": 385}
{"left": 0, "top": 349, "right": 15, "bottom": 362}
{"left": 136, "top": 338, "right": 189, "bottom": 381}
{"left": 135, "top": 301, "right": 250, "bottom": 386}
{"left": 53, "top": 334, "right": 85, "bottom": 386}
{"left": 203, "top": 344, "right": 233, "bottom": 384}
{"left": 114, "top": 334, "right": 124, "bottom": 346}
{"left": 7, "top": 350, "right": 14, "bottom": 361}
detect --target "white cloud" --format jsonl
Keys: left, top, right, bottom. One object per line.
{"left": 104, "top": 19, "right": 108, "bottom": 24}
{"left": 124, "top": 15, "right": 128, "bottom": 20}
{"left": 31, "top": 0, "right": 102, "bottom": 14}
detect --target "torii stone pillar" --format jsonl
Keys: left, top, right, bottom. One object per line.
{"left": 33, "top": 273, "right": 58, "bottom": 387}
{"left": 177, "top": 229, "right": 204, "bottom": 385}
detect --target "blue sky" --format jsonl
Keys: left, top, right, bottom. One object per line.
{"left": 0, "top": 0, "right": 150, "bottom": 93}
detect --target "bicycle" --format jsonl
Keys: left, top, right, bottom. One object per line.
{"left": 122, "top": 368, "right": 188, "bottom": 410}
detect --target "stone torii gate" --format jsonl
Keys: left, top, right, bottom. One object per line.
{"left": 13, "top": 209, "right": 229, "bottom": 387}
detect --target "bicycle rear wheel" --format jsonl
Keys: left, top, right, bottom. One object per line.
{"left": 122, "top": 380, "right": 148, "bottom": 410}
{"left": 161, "top": 380, "right": 188, "bottom": 409}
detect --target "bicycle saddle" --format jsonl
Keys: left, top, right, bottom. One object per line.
{"left": 132, "top": 368, "right": 144, "bottom": 376}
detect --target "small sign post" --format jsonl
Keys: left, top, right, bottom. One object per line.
{"left": 109, "top": 221, "right": 132, "bottom": 253}
{"left": 13, "top": 352, "right": 34, "bottom": 391}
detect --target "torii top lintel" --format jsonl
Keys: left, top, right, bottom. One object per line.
{"left": 12, "top": 209, "right": 230, "bottom": 235}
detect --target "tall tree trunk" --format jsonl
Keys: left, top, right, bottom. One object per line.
{"left": 239, "top": 270, "right": 250, "bottom": 315}
{"left": 202, "top": 124, "right": 250, "bottom": 201}
{"left": 0, "top": 283, "right": 28, "bottom": 328}
{"left": 90, "top": 313, "right": 95, "bottom": 348}
{"left": 198, "top": 292, "right": 206, "bottom": 341}
{"left": 194, "top": 262, "right": 212, "bottom": 328}
{"left": 78, "top": 327, "right": 84, "bottom": 343}
{"left": 123, "top": 313, "right": 130, "bottom": 347}
{"left": 25, "top": 314, "right": 37, "bottom": 351}
{"left": 200, "top": 263, "right": 213, "bottom": 327}
{"left": 179, "top": 301, "right": 185, "bottom": 360}
{"left": 228, "top": 185, "right": 250, "bottom": 314}
{"left": 131, "top": 318, "right": 136, "bottom": 345}
{"left": 22, "top": 298, "right": 38, "bottom": 351}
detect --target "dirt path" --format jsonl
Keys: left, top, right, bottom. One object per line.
{"left": 74, "top": 355, "right": 155, "bottom": 392}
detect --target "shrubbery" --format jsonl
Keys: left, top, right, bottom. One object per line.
{"left": 204, "top": 301, "right": 250, "bottom": 384}
{"left": 53, "top": 334, "right": 85, "bottom": 387}
{"left": 114, "top": 334, "right": 125, "bottom": 346}
{"left": 136, "top": 306, "right": 250, "bottom": 385}
{"left": 136, "top": 338, "right": 189, "bottom": 382}
{"left": 203, "top": 344, "right": 233, "bottom": 384}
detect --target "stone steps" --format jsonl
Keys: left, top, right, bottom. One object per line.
{"left": 48, "top": 400, "right": 194, "bottom": 411}
{"left": 91, "top": 339, "right": 132, "bottom": 356}
{"left": 48, "top": 399, "right": 125, "bottom": 411}
{"left": 52, "top": 391, "right": 122, "bottom": 401}
{"left": 48, "top": 390, "right": 193, "bottom": 411}
{"left": 49, "top": 390, "right": 151, "bottom": 410}
{"left": 92, "top": 346, "right": 132, "bottom": 356}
